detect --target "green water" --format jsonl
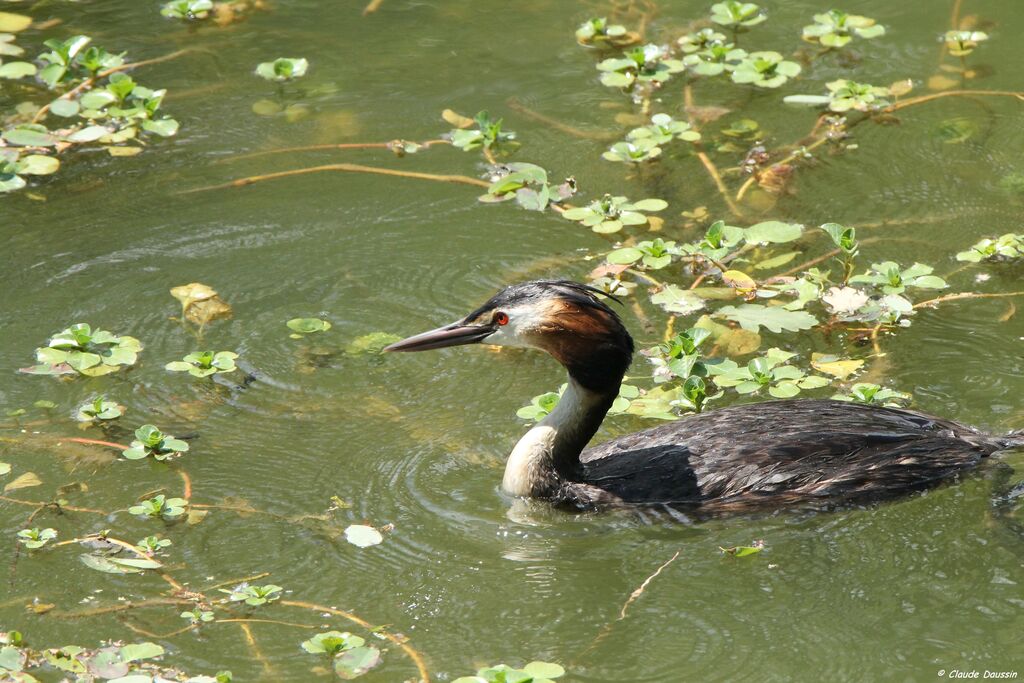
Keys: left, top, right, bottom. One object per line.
{"left": 3, "top": 0, "right": 1024, "bottom": 681}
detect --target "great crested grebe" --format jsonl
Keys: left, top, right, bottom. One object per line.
{"left": 385, "top": 280, "right": 1023, "bottom": 511}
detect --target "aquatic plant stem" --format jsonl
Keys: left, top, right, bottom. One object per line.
{"left": 216, "top": 617, "right": 318, "bottom": 629}
{"left": 120, "top": 619, "right": 198, "bottom": 639}
{"left": 239, "top": 622, "right": 275, "bottom": 676}
{"left": 32, "top": 49, "right": 194, "bottom": 123}
{"left": 697, "top": 150, "right": 744, "bottom": 218}
{"left": 0, "top": 495, "right": 106, "bottom": 515}
{"left": 885, "top": 90, "right": 1024, "bottom": 112}
{"left": 280, "top": 599, "right": 431, "bottom": 682}
{"left": 222, "top": 139, "right": 450, "bottom": 163}
{"left": 683, "top": 85, "right": 744, "bottom": 218}
{"left": 181, "top": 163, "right": 490, "bottom": 194}
{"left": 50, "top": 597, "right": 195, "bottom": 618}
{"left": 912, "top": 291, "right": 1024, "bottom": 309}
{"left": 506, "top": 98, "right": 616, "bottom": 140}
{"left": 362, "top": 0, "right": 385, "bottom": 15}
{"left": 201, "top": 571, "right": 271, "bottom": 592}
{"left": 178, "top": 470, "right": 192, "bottom": 500}
{"left": 65, "top": 437, "right": 129, "bottom": 450}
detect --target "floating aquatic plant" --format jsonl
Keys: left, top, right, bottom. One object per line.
{"left": 448, "top": 111, "right": 518, "bottom": 154}
{"left": 848, "top": 262, "right": 948, "bottom": 295}
{"left": 161, "top": 0, "right": 214, "bottom": 20}
{"left": 165, "top": 350, "right": 239, "bottom": 377}
{"left": 678, "top": 28, "right": 727, "bottom": 53}
{"left": 0, "top": 150, "right": 59, "bottom": 193}
{"left": 17, "top": 527, "right": 56, "bottom": 549}
{"left": 785, "top": 79, "right": 891, "bottom": 112}
{"left": 832, "top": 382, "right": 911, "bottom": 407}
{"left": 709, "top": 348, "right": 830, "bottom": 398}
{"left": 730, "top": 51, "right": 801, "bottom": 88}
{"left": 682, "top": 42, "right": 747, "bottom": 76}
{"left": 709, "top": 1, "right": 766, "bottom": 31}
{"left": 24, "top": 323, "right": 142, "bottom": 377}
{"left": 801, "top": 10, "right": 885, "bottom": 48}
{"left": 955, "top": 234, "right": 1024, "bottom": 262}
{"left": 122, "top": 424, "right": 190, "bottom": 461}
{"left": 287, "top": 318, "right": 332, "bottom": 338}
{"left": 943, "top": 30, "right": 987, "bottom": 57}
{"left": 222, "top": 583, "right": 283, "bottom": 606}
{"left": 596, "top": 43, "right": 685, "bottom": 88}
{"left": 479, "top": 162, "right": 575, "bottom": 211}
{"left": 75, "top": 396, "right": 125, "bottom": 423}
{"left": 454, "top": 661, "right": 566, "bottom": 683}
{"left": 575, "top": 17, "right": 634, "bottom": 47}
{"left": 129, "top": 494, "right": 189, "bottom": 519}
{"left": 561, "top": 194, "right": 667, "bottom": 233}
{"left": 607, "top": 238, "right": 679, "bottom": 270}
{"left": 301, "top": 631, "right": 382, "bottom": 679}
{"left": 255, "top": 57, "right": 308, "bottom": 82}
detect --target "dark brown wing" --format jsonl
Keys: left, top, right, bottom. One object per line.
{"left": 575, "top": 399, "right": 1000, "bottom": 506}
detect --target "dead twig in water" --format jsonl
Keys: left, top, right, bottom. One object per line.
{"left": 618, "top": 550, "right": 681, "bottom": 620}
{"left": 362, "top": 0, "right": 385, "bottom": 15}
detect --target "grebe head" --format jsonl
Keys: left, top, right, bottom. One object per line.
{"left": 384, "top": 280, "right": 634, "bottom": 392}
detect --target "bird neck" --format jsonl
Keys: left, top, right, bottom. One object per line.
{"left": 502, "top": 377, "right": 619, "bottom": 497}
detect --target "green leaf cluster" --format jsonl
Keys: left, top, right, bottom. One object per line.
{"left": 26, "top": 323, "right": 142, "bottom": 377}
{"left": 561, "top": 193, "right": 667, "bottom": 233}
{"left": 731, "top": 51, "right": 801, "bottom": 88}
{"left": 129, "top": 494, "right": 188, "bottom": 519}
{"left": 75, "top": 395, "right": 125, "bottom": 422}
{"left": 596, "top": 44, "right": 685, "bottom": 88}
{"left": 604, "top": 114, "right": 701, "bottom": 163}
{"left": 575, "top": 17, "right": 632, "bottom": 47}
{"left": 222, "top": 583, "right": 283, "bottom": 606}
{"left": 301, "top": 631, "right": 382, "bottom": 679}
{"left": 785, "top": 79, "right": 891, "bottom": 112}
{"left": 450, "top": 111, "right": 518, "bottom": 153}
{"left": 682, "top": 42, "right": 747, "bottom": 77}
{"left": 608, "top": 238, "right": 678, "bottom": 270}
{"left": 832, "top": 382, "right": 911, "bottom": 407}
{"left": 801, "top": 10, "right": 885, "bottom": 48}
{"left": 956, "top": 234, "right": 1023, "bottom": 262}
{"left": 123, "top": 424, "right": 190, "bottom": 461}
{"left": 255, "top": 57, "right": 309, "bottom": 82}
{"left": 708, "top": 348, "right": 830, "bottom": 397}
{"left": 454, "top": 661, "right": 566, "bottom": 683}
{"left": 161, "top": 0, "right": 215, "bottom": 20}
{"left": 944, "top": 30, "right": 987, "bottom": 57}
{"left": 17, "top": 527, "right": 57, "bottom": 549}
{"left": 166, "top": 350, "right": 239, "bottom": 377}
{"left": 848, "top": 262, "right": 948, "bottom": 294}
{"left": 479, "top": 163, "right": 575, "bottom": 211}
{"left": 0, "top": 148, "right": 59, "bottom": 193}
{"left": 710, "top": 2, "right": 766, "bottom": 30}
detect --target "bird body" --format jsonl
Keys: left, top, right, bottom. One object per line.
{"left": 386, "top": 280, "right": 1022, "bottom": 512}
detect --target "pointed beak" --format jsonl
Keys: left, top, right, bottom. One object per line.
{"left": 384, "top": 320, "right": 495, "bottom": 352}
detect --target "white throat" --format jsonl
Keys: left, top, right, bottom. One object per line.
{"left": 502, "top": 380, "right": 597, "bottom": 497}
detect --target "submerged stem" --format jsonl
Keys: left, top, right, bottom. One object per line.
{"left": 180, "top": 163, "right": 490, "bottom": 194}
{"left": 280, "top": 599, "right": 431, "bottom": 682}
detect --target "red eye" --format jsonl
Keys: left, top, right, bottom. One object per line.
{"left": 495, "top": 312, "right": 509, "bottom": 326}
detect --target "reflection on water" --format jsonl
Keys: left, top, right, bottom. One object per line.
{"left": 2, "top": 0, "right": 1024, "bottom": 680}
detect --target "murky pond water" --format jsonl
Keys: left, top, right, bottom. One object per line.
{"left": 3, "top": 0, "right": 1024, "bottom": 680}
